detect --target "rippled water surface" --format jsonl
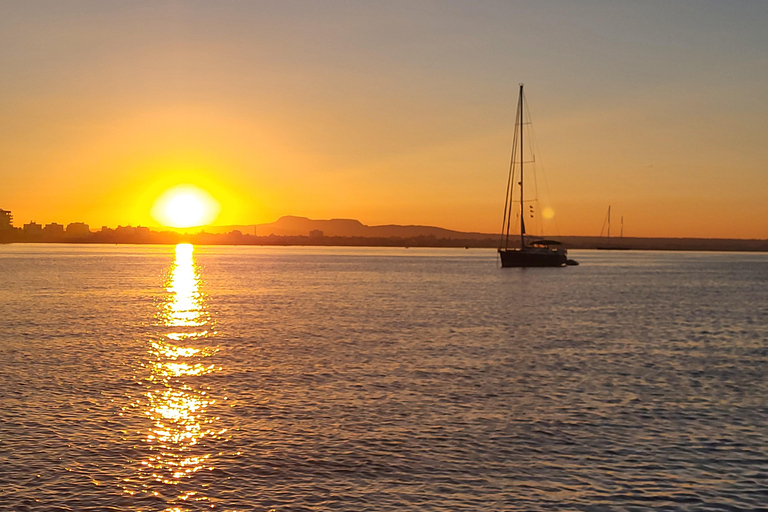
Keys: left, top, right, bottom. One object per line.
{"left": 1, "top": 245, "right": 767, "bottom": 511}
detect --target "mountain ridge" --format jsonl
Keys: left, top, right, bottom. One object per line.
{"left": 207, "top": 215, "right": 495, "bottom": 240}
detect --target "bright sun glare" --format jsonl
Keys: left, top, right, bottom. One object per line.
{"left": 151, "top": 185, "right": 221, "bottom": 228}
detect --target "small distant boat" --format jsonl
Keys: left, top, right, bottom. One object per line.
{"left": 596, "top": 205, "right": 631, "bottom": 250}
{"left": 498, "top": 84, "right": 577, "bottom": 267}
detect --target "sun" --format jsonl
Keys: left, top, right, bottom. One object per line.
{"left": 151, "top": 184, "right": 221, "bottom": 228}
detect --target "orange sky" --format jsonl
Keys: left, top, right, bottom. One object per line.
{"left": 1, "top": 1, "right": 767, "bottom": 238}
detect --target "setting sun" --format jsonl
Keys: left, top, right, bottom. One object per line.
{"left": 151, "top": 185, "right": 221, "bottom": 228}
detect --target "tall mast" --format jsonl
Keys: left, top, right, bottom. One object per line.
{"left": 500, "top": 86, "right": 522, "bottom": 251}
{"left": 607, "top": 205, "right": 611, "bottom": 239}
{"left": 519, "top": 84, "right": 525, "bottom": 249}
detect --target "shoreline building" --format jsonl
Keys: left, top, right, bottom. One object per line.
{"left": 0, "top": 209, "right": 12, "bottom": 230}
{"left": 43, "top": 223, "right": 65, "bottom": 237}
{"left": 65, "top": 222, "right": 91, "bottom": 237}
{"left": 23, "top": 221, "right": 43, "bottom": 234}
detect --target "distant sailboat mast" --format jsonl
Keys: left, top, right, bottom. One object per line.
{"left": 598, "top": 206, "right": 630, "bottom": 250}
{"left": 600, "top": 205, "right": 612, "bottom": 239}
{"left": 601, "top": 207, "right": 624, "bottom": 239}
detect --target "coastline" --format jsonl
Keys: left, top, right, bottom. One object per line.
{"left": 1, "top": 233, "right": 767, "bottom": 252}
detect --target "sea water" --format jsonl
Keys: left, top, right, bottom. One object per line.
{"left": 1, "top": 245, "right": 767, "bottom": 511}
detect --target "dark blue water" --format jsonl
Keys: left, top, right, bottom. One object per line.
{"left": 1, "top": 245, "right": 767, "bottom": 511}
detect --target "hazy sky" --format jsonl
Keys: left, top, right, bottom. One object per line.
{"left": 2, "top": 0, "right": 767, "bottom": 237}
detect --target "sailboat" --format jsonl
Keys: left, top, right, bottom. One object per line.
{"left": 498, "top": 84, "right": 577, "bottom": 267}
{"left": 597, "top": 205, "right": 631, "bottom": 250}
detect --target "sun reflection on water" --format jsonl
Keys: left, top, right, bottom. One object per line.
{"left": 164, "top": 244, "right": 208, "bottom": 328}
{"left": 124, "top": 243, "right": 224, "bottom": 507}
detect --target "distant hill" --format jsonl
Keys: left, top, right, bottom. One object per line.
{"left": 210, "top": 216, "right": 496, "bottom": 240}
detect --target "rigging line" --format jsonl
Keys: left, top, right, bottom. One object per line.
{"left": 503, "top": 124, "right": 519, "bottom": 247}
{"left": 500, "top": 152, "right": 513, "bottom": 249}
{"left": 507, "top": 127, "right": 519, "bottom": 246}
{"left": 522, "top": 91, "right": 543, "bottom": 236}
{"left": 501, "top": 129, "right": 515, "bottom": 248}
{"left": 524, "top": 91, "right": 563, "bottom": 238}
{"left": 499, "top": 132, "right": 513, "bottom": 249}
{"left": 502, "top": 91, "right": 522, "bottom": 249}
{"left": 529, "top": 127, "right": 543, "bottom": 236}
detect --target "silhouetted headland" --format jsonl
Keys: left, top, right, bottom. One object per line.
{"left": 1, "top": 210, "right": 766, "bottom": 251}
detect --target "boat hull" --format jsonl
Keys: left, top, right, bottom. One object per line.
{"left": 498, "top": 249, "right": 568, "bottom": 268}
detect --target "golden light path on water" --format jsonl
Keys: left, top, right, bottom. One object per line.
{"left": 122, "top": 243, "right": 223, "bottom": 509}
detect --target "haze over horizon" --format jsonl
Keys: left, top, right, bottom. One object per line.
{"left": 2, "top": 1, "right": 767, "bottom": 239}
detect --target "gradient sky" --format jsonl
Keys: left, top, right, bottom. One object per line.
{"left": 1, "top": 1, "right": 767, "bottom": 238}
